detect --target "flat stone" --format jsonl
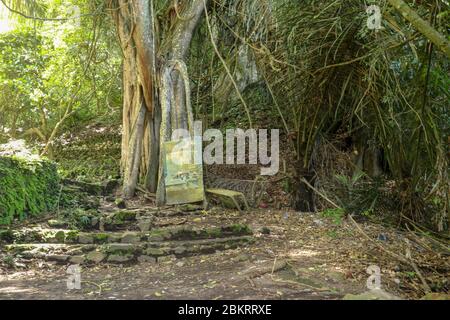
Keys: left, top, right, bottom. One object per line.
{"left": 70, "top": 255, "right": 86, "bottom": 264}
{"left": 138, "top": 255, "right": 157, "bottom": 263}
{"left": 78, "top": 234, "right": 94, "bottom": 244}
{"left": 107, "top": 254, "right": 133, "bottom": 263}
{"left": 107, "top": 234, "right": 122, "bottom": 243}
{"left": 137, "top": 220, "right": 153, "bottom": 232}
{"left": 86, "top": 251, "right": 106, "bottom": 263}
{"left": 81, "top": 244, "right": 97, "bottom": 252}
{"left": 158, "top": 255, "right": 176, "bottom": 263}
{"left": 121, "top": 232, "right": 141, "bottom": 244}
{"left": 48, "top": 220, "right": 68, "bottom": 228}
{"left": 46, "top": 255, "right": 70, "bottom": 262}
{"left": 106, "top": 243, "right": 135, "bottom": 253}
{"left": 174, "top": 246, "right": 186, "bottom": 255}
{"left": 145, "top": 248, "right": 166, "bottom": 256}
{"left": 20, "top": 250, "right": 36, "bottom": 259}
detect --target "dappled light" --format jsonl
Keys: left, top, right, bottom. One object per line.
{"left": 0, "top": 0, "right": 448, "bottom": 303}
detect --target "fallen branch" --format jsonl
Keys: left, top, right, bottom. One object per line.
{"left": 300, "top": 177, "right": 432, "bottom": 293}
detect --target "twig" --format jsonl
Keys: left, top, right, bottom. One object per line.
{"left": 300, "top": 177, "right": 432, "bottom": 294}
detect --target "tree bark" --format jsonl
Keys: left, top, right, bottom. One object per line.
{"left": 109, "top": 0, "right": 208, "bottom": 200}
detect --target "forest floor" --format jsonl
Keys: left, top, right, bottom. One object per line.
{"left": 0, "top": 126, "right": 448, "bottom": 300}
{"left": 1, "top": 199, "right": 448, "bottom": 300}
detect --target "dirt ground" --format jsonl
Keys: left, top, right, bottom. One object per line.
{"left": 1, "top": 208, "right": 448, "bottom": 300}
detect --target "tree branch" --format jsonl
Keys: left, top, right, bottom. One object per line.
{"left": 387, "top": 0, "right": 450, "bottom": 58}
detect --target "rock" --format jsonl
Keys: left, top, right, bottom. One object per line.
{"left": 107, "top": 234, "right": 122, "bottom": 243}
{"left": 78, "top": 234, "right": 94, "bottom": 244}
{"left": 47, "top": 220, "right": 68, "bottom": 228}
{"left": 137, "top": 218, "right": 153, "bottom": 232}
{"left": 0, "top": 229, "right": 13, "bottom": 242}
{"left": 174, "top": 246, "right": 186, "bottom": 255}
{"left": 158, "top": 255, "right": 176, "bottom": 263}
{"left": 115, "top": 198, "right": 126, "bottom": 209}
{"left": 106, "top": 243, "right": 135, "bottom": 254}
{"left": 46, "top": 255, "right": 70, "bottom": 263}
{"left": 176, "top": 261, "right": 185, "bottom": 267}
{"left": 91, "top": 217, "right": 99, "bottom": 228}
{"left": 421, "top": 293, "right": 450, "bottom": 300}
{"left": 86, "top": 251, "right": 106, "bottom": 263}
{"left": 70, "top": 255, "right": 85, "bottom": 264}
{"left": 65, "top": 231, "right": 79, "bottom": 243}
{"left": 121, "top": 232, "right": 140, "bottom": 244}
{"left": 107, "top": 254, "right": 133, "bottom": 263}
{"left": 313, "top": 219, "right": 324, "bottom": 226}
{"left": 54, "top": 231, "right": 66, "bottom": 243}
{"left": 20, "top": 250, "right": 36, "bottom": 259}
{"left": 145, "top": 248, "right": 166, "bottom": 256}
{"left": 342, "top": 289, "right": 401, "bottom": 300}
{"left": 137, "top": 255, "right": 157, "bottom": 263}
{"left": 81, "top": 244, "right": 97, "bottom": 252}
{"left": 93, "top": 233, "right": 109, "bottom": 244}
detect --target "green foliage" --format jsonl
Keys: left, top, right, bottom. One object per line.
{"left": 321, "top": 208, "right": 346, "bottom": 225}
{"left": 0, "top": 0, "right": 122, "bottom": 151}
{"left": 333, "top": 172, "right": 387, "bottom": 218}
{"left": 0, "top": 153, "right": 60, "bottom": 225}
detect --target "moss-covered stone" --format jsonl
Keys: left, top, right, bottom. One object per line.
{"left": 93, "top": 233, "right": 109, "bottom": 244}
{"left": 0, "top": 150, "right": 59, "bottom": 225}
{"left": 65, "top": 230, "right": 79, "bottom": 243}
{"left": 0, "top": 229, "right": 14, "bottom": 242}
{"left": 222, "top": 224, "right": 252, "bottom": 236}
{"left": 48, "top": 219, "right": 68, "bottom": 228}
{"left": 112, "top": 210, "right": 137, "bottom": 223}
{"left": 145, "top": 248, "right": 166, "bottom": 256}
{"left": 86, "top": 251, "right": 106, "bottom": 263}
{"left": 148, "top": 228, "right": 172, "bottom": 241}
{"left": 54, "top": 230, "right": 66, "bottom": 243}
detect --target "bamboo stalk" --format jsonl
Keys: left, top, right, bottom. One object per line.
{"left": 387, "top": 0, "right": 450, "bottom": 58}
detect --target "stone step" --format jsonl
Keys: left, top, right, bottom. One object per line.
{"left": 1, "top": 224, "right": 252, "bottom": 245}
{"left": 5, "top": 235, "right": 255, "bottom": 265}
{"left": 40, "top": 207, "right": 204, "bottom": 232}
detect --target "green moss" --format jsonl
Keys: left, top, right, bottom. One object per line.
{"left": 223, "top": 224, "right": 252, "bottom": 236}
{"left": 148, "top": 228, "right": 171, "bottom": 241}
{"left": 113, "top": 210, "right": 137, "bottom": 224}
{"left": 65, "top": 230, "right": 79, "bottom": 243}
{"left": 0, "top": 155, "right": 59, "bottom": 225}
{"left": 206, "top": 227, "right": 222, "bottom": 238}
{"left": 94, "top": 233, "right": 109, "bottom": 244}
{"left": 54, "top": 230, "right": 66, "bottom": 243}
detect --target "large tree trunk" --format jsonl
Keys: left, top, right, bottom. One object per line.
{"left": 109, "top": 0, "right": 208, "bottom": 200}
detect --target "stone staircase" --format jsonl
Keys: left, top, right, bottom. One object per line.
{"left": 0, "top": 206, "right": 255, "bottom": 265}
